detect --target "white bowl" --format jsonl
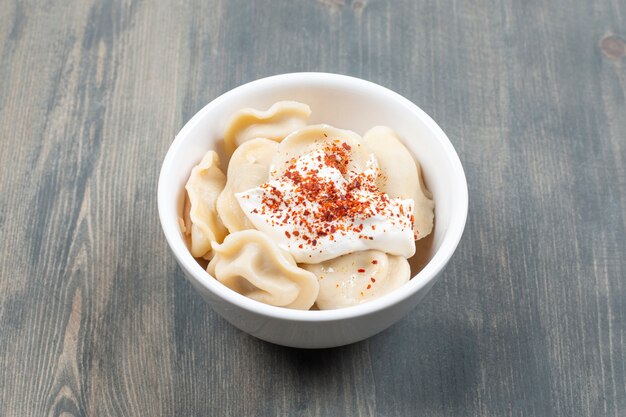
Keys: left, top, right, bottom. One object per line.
{"left": 158, "top": 73, "right": 468, "bottom": 348}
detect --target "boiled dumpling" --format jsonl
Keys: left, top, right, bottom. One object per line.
{"left": 363, "top": 126, "right": 434, "bottom": 239}
{"left": 223, "top": 101, "right": 311, "bottom": 154}
{"left": 184, "top": 150, "right": 228, "bottom": 259}
{"left": 269, "top": 124, "right": 372, "bottom": 180}
{"left": 207, "top": 230, "right": 319, "bottom": 310}
{"left": 268, "top": 124, "right": 371, "bottom": 180}
{"left": 302, "top": 250, "right": 410, "bottom": 310}
{"left": 217, "top": 138, "right": 278, "bottom": 233}
{"left": 179, "top": 192, "right": 193, "bottom": 249}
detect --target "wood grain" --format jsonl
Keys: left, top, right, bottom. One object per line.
{"left": 1, "top": 0, "right": 625, "bottom": 416}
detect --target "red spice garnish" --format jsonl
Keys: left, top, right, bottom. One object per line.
{"left": 371, "top": 260, "right": 378, "bottom": 264}
{"left": 253, "top": 138, "right": 412, "bottom": 248}
{"left": 357, "top": 268, "right": 366, "bottom": 273}
{"left": 370, "top": 277, "right": 376, "bottom": 283}
{"left": 367, "top": 284, "right": 372, "bottom": 290}
{"left": 285, "top": 231, "right": 291, "bottom": 238}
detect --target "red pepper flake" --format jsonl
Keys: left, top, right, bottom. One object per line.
{"left": 367, "top": 284, "right": 372, "bottom": 290}
{"left": 285, "top": 231, "right": 291, "bottom": 238}
{"left": 298, "top": 244, "right": 303, "bottom": 249}
{"left": 371, "top": 260, "right": 378, "bottom": 264}
{"left": 370, "top": 277, "right": 376, "bottom": 283}
{"left": 357, "top": 268, "right": 366, "bottom": 273}
{"left": 255, "top": 140, "right": 413, "bottom": 245}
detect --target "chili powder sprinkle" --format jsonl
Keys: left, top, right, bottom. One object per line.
{"left": 247, "top": 138, "right": 414, "bottom": 252}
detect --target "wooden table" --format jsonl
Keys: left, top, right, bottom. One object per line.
{"left": 1, "top": 1, "right": 625, "bottom": 416}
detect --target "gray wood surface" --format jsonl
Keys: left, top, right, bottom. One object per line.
{"left": 1, "top": 0, "right": 625, "bottom": 416}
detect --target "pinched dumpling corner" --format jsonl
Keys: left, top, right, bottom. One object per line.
{"left": 207, "top": 230, "right": 319, "bottom": 310}
{"left": 181, "top": 101, "right": 435, "bottom": 310}
{"left": 363, "top": 126, "right": 434, "bottom": 240}
{"left": 217, "top": 138, "right": 279, "bottom": 233}
{"left": 183, "top": 150, "right": 228, "bottom": 259}
{"left": 302, "top": 250, "right": 410, "bottom": 310}
{"left": 223, "top": 101, "right": 311, "bottom": 154}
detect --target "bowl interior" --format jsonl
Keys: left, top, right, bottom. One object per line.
{"left": 159, "top": 73, "right": 467, "bottom": 319}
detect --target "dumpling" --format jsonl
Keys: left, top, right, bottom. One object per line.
{"left": 178, "top": 192, "right": 193, "bottom": 249}
{"left": 223, "top": 101, "right": 311, "bottom": 154}
{"left": 184, "top": 150, "right": 228, "bottom": 259}
{"left": 269, "top": 124, "right": 372, "bottom": 179}
{"left": 302, "top": 250, "right": 410, "bottom": 310}
{"left": 217, "top": 138, "right": 278, "bottom": 233}
{"left": 207, "top": 230, "right": 319, "bottom": 310}
{"left": 363, "top": 126, "right": 434, "bottom": 240}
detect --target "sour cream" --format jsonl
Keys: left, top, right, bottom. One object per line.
{"left": 236, "top": 141, "right": 415, "bottom": 263}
